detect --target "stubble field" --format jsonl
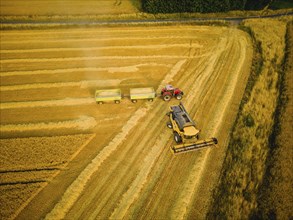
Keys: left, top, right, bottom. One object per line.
{"left": 0, "top": 0, "right": 138, "bottom": 16}
{"left": 0, "top": 25, "right": 253, "bottom": 219}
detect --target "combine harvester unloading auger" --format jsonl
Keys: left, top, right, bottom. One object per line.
{"left": 166, "top": 102, "right": 218, "bottom": 154}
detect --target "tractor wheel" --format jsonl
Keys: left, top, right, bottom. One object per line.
{"left": 167, "top": 122, "right": 173, "bottom": 129}
{"left": 162, "top": 92, "right": 172, "bottom": 101}
{"left": 174, "top": 132, "right": 182, "bottom": 143}
{"left": 163, "top": 94, "right": 171, "bottom": 101}
{"left": 176, "top": 94, "right": 183, "bottom": 100}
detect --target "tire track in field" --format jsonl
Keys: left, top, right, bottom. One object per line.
{"left": 136, "top": 49, "right": 216, "bottom": 219}
{"left": 104, "top": 36, "right": 217, "bottom": 218}
{"left": 86, "top": 34, "right": 222, "bottom": 219}
{"left": 108, "top": 127, "right": 171, "bottom": 219}
{"left": 102, "top": 37, "right": 218, "bottom": 218}
{"left": 0, "top": 27, "right": 214, "bottom": 42}
{"left": 147, "top": 32, "right": 230, "bottom": 219}
{"left": 85, "top": 102, "right": 167, "bottom": 219}
{"left": 45, "top": 59, "right": 187, "bottom": 220}
{"left": 0, "top": 98, "right": 95, "bottom": 110}
{"left": 86, "top": 46, "right": 210, "bottom": 219}
{"left": 0, "top": 26, "right": 211, "bottom": 37}
{"left": 115, "top": 34, "right": 229, "bottom": 219}
{"left": 0, "top": 116, "right": 97, "bottom": 133}
{"left": 45, "top": 106, "right": 150, "bottom": 220}
{"left": 172, "top": 32, "right": 249, "bottom": 219}
{"left": 80, "top": 59, "right": 187, "bottom": 219}
{"left": 0, "top": 80, "right": 122, "bottom": 91}
{"left": 0, "top": 36, "right": 205, "bottom": 44}
{"left": 69, "top": 60, "right": 187, "bottom": 219}
{"left": 0, "top": 63, "right": 171, "bottom": 77}
{"left": 186, "top": 35, "right": 233, "bottom": 118}
{"left": 0, "top": 43, "right": 203, "bottom": 53}
{"left": 0, "top": 55, "right": 207, "bottom": 64}
{"left": 0, "top": 27, "right": 203, "bottom": 37}
{"left": 122, "top": 29, "right": 251, "bottom": 220}
{"left": 71, "top": 105, "right": 160, "bottom": 219}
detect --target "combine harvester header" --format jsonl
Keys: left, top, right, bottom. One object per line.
{"left": 166, "top": 102, "right": 218, "bottom": 154}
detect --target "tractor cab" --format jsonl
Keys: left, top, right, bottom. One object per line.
{"left": 165, "top": 84, "right": 175, "bottom": 91}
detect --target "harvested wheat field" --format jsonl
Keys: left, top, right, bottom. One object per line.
{"left": 0, "top": 25, "right": 253, "bottom": 219}
{"left": 0, "top": 0, "right": 138, "bottom": 16}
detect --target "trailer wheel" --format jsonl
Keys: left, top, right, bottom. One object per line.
{"left": 176, "top": 94, "right": 183, "bottom": 100}
{"left": 132, "top": 99, "right": 137, "bottom": 103}
{"left": 148, "top": 98, "right": 153, "bottom": 102}
{"left": 115, "top": 100, "right": 120, "bottom": 104}
{"left": 167, "top": 122, "right": 173, "bottom": 129}
{"left": 98, "top": 101, "right": 103, "bottom": 104}
{"left": 174, "top": 132, "right": 182, "bottom": 143}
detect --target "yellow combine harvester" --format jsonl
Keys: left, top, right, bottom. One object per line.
{"left": 166, "top": 102, "right": 218, "bottom": 154}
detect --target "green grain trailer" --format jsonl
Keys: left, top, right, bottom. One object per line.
{"left": 130, "top": 87, "right": 156, "bottom": 103}
{"left": 95, "top": 89, "right": 122, "bottom": 104}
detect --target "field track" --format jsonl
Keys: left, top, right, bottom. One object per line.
{"left": 0, "top": 25, "right": 253, "bottom": 219}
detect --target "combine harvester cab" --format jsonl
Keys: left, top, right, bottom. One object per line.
{"left": 130, "top": 87, "right": 156, "bottom": 103}
{"left": 166, "top": 102, "right": 218, "bottom": 154}
{"left": 95, "top": 89, "right": 122, "bottom": 104}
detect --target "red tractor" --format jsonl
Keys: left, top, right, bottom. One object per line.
{"left": 161, "top": 84, "right": 184, "bottom": 101}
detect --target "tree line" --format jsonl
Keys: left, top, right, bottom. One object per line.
{"left": 141, "top": 0, "right": 272, "bottom": 13}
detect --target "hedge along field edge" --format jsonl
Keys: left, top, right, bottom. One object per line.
{"left": 1, "top": 8, "right": 292, "bottom": 23}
